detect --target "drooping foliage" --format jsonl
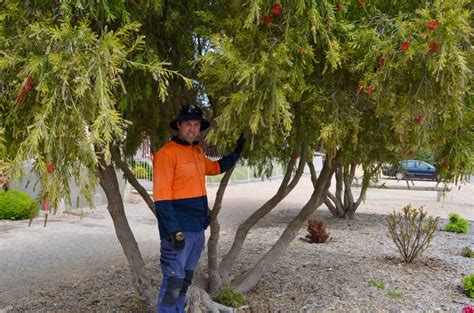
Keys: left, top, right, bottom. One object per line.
{"left": 0, "top": 0, "right": 472, "bottom": 305}
{"left": 0, "top": 1, "right": 190, "bottom": 208}
{"left": 200, "top": 0, "right": 472, "bottom": 183}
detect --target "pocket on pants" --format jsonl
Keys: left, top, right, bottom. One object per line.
{"left": 160, "top": 239, "right": 181, "bottom": 277}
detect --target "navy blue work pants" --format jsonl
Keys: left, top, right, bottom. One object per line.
{"left": 157, "top": 231, "right": 205, "bottom": 312}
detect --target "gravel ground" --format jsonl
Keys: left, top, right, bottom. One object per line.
{"left": 0, "top": 176, "right": 473, "bottom": 311}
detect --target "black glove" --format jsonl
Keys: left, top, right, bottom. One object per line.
{"left": 233, "top": 133, "right": 246, "bottom": 154}
{"left": 170, "top": 231, "right": 185, "bottom": 250}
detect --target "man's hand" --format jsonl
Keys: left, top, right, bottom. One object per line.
{"left": 170, "top": 231, "right": 185, "bottom": 250}
{"left": 233, "top": 133, "right": 246, "bottom": 154}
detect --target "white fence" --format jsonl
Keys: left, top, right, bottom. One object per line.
{"left": 128, "top": 154, "right": 324, "bottom": 191}
{"left": 129, "top": 156, "right": 153, "bottom": 191}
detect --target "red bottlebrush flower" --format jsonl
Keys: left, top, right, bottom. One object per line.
{"left": 25, "top": 75, "right": 34, "bottom": 91}
{"left": 355, "top": 84, "right": 363, "bottom": 96}
{"left": 298, "top": 47, "right": 306, "bottom": 54}
{"left": 401, "top": 41, "right": 410, "bottom": 52}
{"left": 263, "top": 15, "right": 273, "bottom": 25}
{"left": 426, "top": 20, "right": 438, "bottom": 30}
{"left": 442, "top": 160, "right": 449, "bottom": 169}
{"left": 17, "top": 75, "right": 34, "bottom": 101}
{"left": 429, "top": 41, "right": 439, "bottom": 54}
{"left": 46, "top": 163, "right": 56, "bottom": 173}
{"left": 404, "top": 150, "right": 414, "bottom": 157}
{"left": 366, "top": 86, "right": 374, "bottom": 96}
{"left": 379, "top": 56, "right": 385, "bottom": 67}
{"left": 17, "top": 89, "right": 26, "bottom": 102}
{"left": 413, "top": 114, "right": 424, "bottom": 124}
{"left": 336, "top": 3, "right": 344, "bottom": 11}
{"left": 272, "top": 3, "right": 283, "bottom": 15}
{"left": 358, "top": 0, "right": 366, "bottom": 5}
{"left": 462, "top": 306, "right": 474, "bottom": 313}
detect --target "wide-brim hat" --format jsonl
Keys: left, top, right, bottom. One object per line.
{"left": 169, "top": 104, "right": 211, "bottom": 131}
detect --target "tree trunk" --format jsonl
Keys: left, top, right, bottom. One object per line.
{"left": 234, "top": 156, "right": 336, "bottom": 293}
{"left": 343, "top": 164, "right": 377, "bottom": 219}
{"left": 218, "top": 144, "right": 308, "bottom": 284}
{"left": 207, "top": 166, "right": 235, "bottom": 294}
{"left": 185, "top": 286, "right": 234, "bottom": 313}
{"left": 324, "top": 162, "right": 377, "bottom": 219}
{"left": 97, "top": 160, "right": 155, "bottom": 310}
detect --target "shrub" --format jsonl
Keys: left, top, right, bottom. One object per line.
{"left": 461, "top": 274, "right": 474, "bottom": 298}
{"left": 0, "top": 190, "right": 39, "bottom": 220}
{"left": 461, "top": 247, "right": 474, "bottom": 258}
{"left": 132, "top": 165, "right": 149, "bottom": 179}
{"left": 131, "top": 160, "right": 152, "bottom": 180}
{"left": 444, "top": 213, "right": 470, "bottom": 234}
{"left": 306, "top": 218, "right": 330, "bottom": 243}
{"left": 386, "top": 205, "right": 439, "bottom": 263}
{"left": 213, "top": 284, "right": 244, "bottom": 308}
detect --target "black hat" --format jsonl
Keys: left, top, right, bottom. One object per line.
{"left": 169, "top": 105, "right": 211, "bottom": 131}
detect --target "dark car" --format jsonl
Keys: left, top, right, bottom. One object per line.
{"left": 382, "top": 160, "right": 437, "bottom": 180}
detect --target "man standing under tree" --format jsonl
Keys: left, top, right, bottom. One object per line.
{"left": 153, "top": 105, "right": 245, "bottom": 312}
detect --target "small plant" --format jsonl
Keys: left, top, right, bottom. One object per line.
{"left": 461, "top": 274, "right": 474, "bottom": 298}
{"left": 444, "top": 213, "right": 470, "bottom": 234}
{"left": 0, "top": 190, "right": 39, "bottom": 220}
{"left": 386, "top": 289, "right": 404, "bottom": 299}
{"left": 132, "top": 160, "right": 152, "bottom": 180}
{"left": 306, "top": 218, "right": 330, "bottom": 243}
{"left": 386, "top": 205, "right": 439, "bottom": 263}
{"left": 461, "top": 247, "right": 474, "bottom": 258}
{"left": 368, "top": 278, "right": 385, "bottom": 289}
{"left": 132, "top": 165, "right": 149, "bottom": 179}
{"left": 213, "top": 284, "right": 245, "bottom": 308}
{"left": 132, "top": 297, "right": 146, "bottom": 311}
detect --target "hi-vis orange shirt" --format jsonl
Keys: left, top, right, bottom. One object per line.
{"left": 153, "top": 136, "right": 239, "bottom": 239}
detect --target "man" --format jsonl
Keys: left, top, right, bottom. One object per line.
{"left": 153, "top": 104, "right": 244, "bottom": 312}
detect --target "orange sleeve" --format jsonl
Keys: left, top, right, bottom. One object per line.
{"left": 204, "top": 156, "right": 221, "bottom": 176}
{"left": 153, "top": 147, "right": 176, "bottom": 201}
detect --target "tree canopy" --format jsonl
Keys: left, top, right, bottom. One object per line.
{"left": 0, "top": 0, "right": 472, "bottom": 309}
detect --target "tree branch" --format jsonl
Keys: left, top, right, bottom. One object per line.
{"left": 218, "top": 145, "right": 307, "bottom": 281}
{"left": 110, "top": 146, "right": 156, "bottom": 216}
{"left": 208, "top": 166, "right": 235, "bottom": 293}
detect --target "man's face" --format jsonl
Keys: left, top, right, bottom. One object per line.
{"left": 177, "top": 120, "right": 201, "bottom": 144}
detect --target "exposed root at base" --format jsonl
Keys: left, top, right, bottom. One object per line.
{"left": 185, "top": 286, "right": 234, "bottom": 313}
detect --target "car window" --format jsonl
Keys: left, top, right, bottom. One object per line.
{"left": 420, "top": 161, "right": 434, "bottom": 169}
{"left": 406, "top": 161, "right": 416, "bottom": 169}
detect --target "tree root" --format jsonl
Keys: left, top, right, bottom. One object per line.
{"left": 185, "top": 286, "right": 234, "bottom": 313}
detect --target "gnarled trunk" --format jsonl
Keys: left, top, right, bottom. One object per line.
{"left": 323, "top": 162, "right": 370, "bottom": 219}
{"left": 234, "top": 155, "right": 336, "bottom": 293}
{"left": 207, "top": 166, "right": 235, "bottom": 294}
{"left": 186, "top": 286, "right": 234, "bottom": 313}
{"left": 218, "top": 144, "right": 308, "bottom": 285}
{"left": 97, "top": 159, "right": 154, "bottom": 310}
